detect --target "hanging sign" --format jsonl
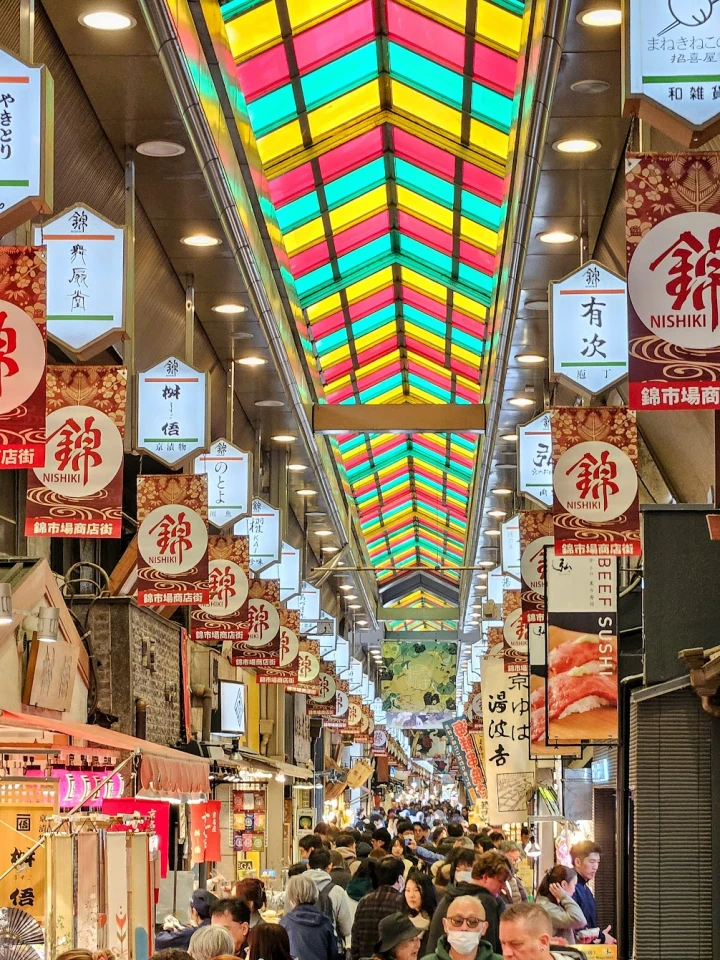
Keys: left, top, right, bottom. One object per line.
{"left": 519, "top": 511, "right": 553, "bottom": 624}
{"left": 190, "top": 535, "right": 250, "bottom": 641}
{"left": 258, "top": 608, "right": 300, "bottom": 685}
{"left": 624, "top": 3, "right": 720, "bottom": 145}
{"left": 542, "top": 553, "right": 618, "bottom": 745}
{"left": 307, "top": 663, "right": 338, "bottom": 717}
{"left": 230, "top": 578, "right": 281, "bottom": 667}
{"left": 480, "top": 655, "right": 534, "bottom": 823}
{"left": 502, "top": 589, "right": 527, "bottom": 673}
{"left": 550, "top": 260, "right": 628, "bottom": 397}
{"left": 501, "top": 514, "right": 521, "bottom": 580}
{"left": 34, "top": 205, "right": 125, "bottom": 358}
{"left": 442, "top": 716, "right": 486, "bottom": 804}
{"left": 0, "top": 47, "right": 53, "bottom": 235}
{"left": 260, "top": 540, "right": 301, "bottom": 602}
{"left": 0, "top": 246, "right": 46, "bottom": 469}
{"left": 287, "top": 580, "right": 321, "bottom": 632}
{"left": 25, "top": 366, "right": 126, "bottom": 538}
{"left": 136, "top": 356, "right": 209, "bottom": 467}
{"left": 552, "top": 407, "right": 640, "bottom": 557}
{"left": 517, "top": 412, "right": 552, "bottom": 507}
{"left": 626, "top": 153, "right": 720, "bottom": 409}
{"left": 232, "top": 790, "right": 266, "bottom": 853}
{"left": 326, "top": 680, "right": 351, "bottom": 730}
{"left": 286, "top": 639, "right": 321, "bottom": 696}
{"left": 234, "top": 497, "right": 281, "bottom": 573}
{"left": 136, "top": 474, "right": 210, "bottom": 605}
{"left": 194, "top": 439, "right": 252, "bottom": 530}
{"left": 372, "top": 727, "right": 388, "bottom": 757}
{"left": 465, "top": 683, "right": 484, "bottom": 733}
{"left": 0, "top": 786, "right": 56, "bottom": 922}
{"left": 487, "top": 565, "right": 516, "bottom": 617}
{"left": 528, "top": 618, "right": 580, "bottom": 760}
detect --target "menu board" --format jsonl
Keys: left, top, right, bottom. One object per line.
{"left": 232, "top": 790, "right": 266, "bottom": 852}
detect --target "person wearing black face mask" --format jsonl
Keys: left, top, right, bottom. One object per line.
{"left": 420, "top": 896, "right": 501, "bottom": 960}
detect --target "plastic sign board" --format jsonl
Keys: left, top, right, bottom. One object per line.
{"left": 137, "top": 356, "right": 209, "bottom": 467}
{"left": 34, "top": 205, "right": 125, "bottom": 359}
{"left": 287, "top": 580, "right": 321, "bottom": 632}
{"left": 0, "top": 47, "right": 53, "bottom": 235}
{"left": 195, "top": 439, "right": 251, "bottom": 530}
{"left": 260, "top": 540, "right": 301, "bottom": 601}
{"left": 500, "top": 514, "right": 521, "bottom": 581}
{"left": 625, "top": 0, "right": 720, "bottom": 145}
{"left": 517, "top": 412, "right": 552, "bottom": 507}
{"left": 234, "top": 498, "right": 281, "bottom": 574}
{"left": 550, "top": 261, "right": 628, "bottom": 397}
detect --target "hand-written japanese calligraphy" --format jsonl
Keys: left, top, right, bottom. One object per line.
{"left": 47, "top": 414, "right": 102, "bottom": 486}
{"left": 0, "top": 92, "right": 14, "bottom": 161}
{"left": 149, "top": 511, "right": 192, "bottom": 564}
{"left": 650, "top": 226, "right": 720, "bottom": 332}
{"left": 0, "top": 311, "right": 19, "bottom": 396}
{"left": 565, "top": 448, "right": 619, "bottom": 512}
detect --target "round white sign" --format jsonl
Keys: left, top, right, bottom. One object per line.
{"left": 334, "top": 689, "right": 349, "bottom": 717}
{"left": 200, "top": 558, "right": 248, "bottom": 616}
{"left": 245, "top": 598, "right": 280, "bottom": 647}
{"left": 503, "top": 607, "right": 525, "bottom": 650}
{"left": 520, "top": 535, "right": 554, "bottom": 591}
{"left": 36, "top": 405, "right": 123, "bottom": 497}
{"left": 311, "top": 671, "right": 336, "bottom": 704}
{"left": 280, "top": 626, "right": 299, "bottom": 667}
{"left": 373, "top": 729, "right": 387, "bottom": 749}
{"left": 138, "top": 503, "right": 208, "bottom": 574}
{"left": 471, "top": 692, "right": 483, "bottom": 717}
{"left": 298, "top": 650, "right": 320, "bottom": 683}
{"left": 0, "top": 300, "right": 45, "bottom": 416}
{"left": 554, "top": 440, "right": 638, "bottom": 523}
{"left": 360, "top": 711, "right": 370, "bottom": 732}
{"left": 628, "top": 211, "right": 720, "bottom": 349}
{"left": 347, "top": 701, "right": 362, "bottom": 726}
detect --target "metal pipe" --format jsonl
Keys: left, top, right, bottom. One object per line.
{"left": 192, "top": 685, "right": 213, "bottom": 741}
{"left": 135, "top": 698, "right": 148, "bottom": 739}
{"left": 460, "top": 0, "right": 570, "bottom": 616}
{"left": 616, "top": 673, "right": 643, "bottom": 960}
{"left": 137, "top": 0, "right": 378, "bottom": 627}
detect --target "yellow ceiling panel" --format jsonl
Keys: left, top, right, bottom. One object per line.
{"left": 345, "top": 266, "right": 394, "bottom": 304}
{"left": 396, "top": 187, "right": 454, "bottom": 232}
{"left": 476, "top": 0, "right": 523, "bottom": 54}
{"left": 256, "top": 119, "right": 304, "bottom": 166}
{"left": 392, "top": 81, "right": 463, "bottom": 141}
{"left": 468, "top": 118, "right": 509, "bottom": 162}
{"left": 306, "top": 292, "right": 342, "bottom": 323}
{"left": 329, "top": 184, "right": 387, "bottom": 233}
{"left": 308, "top": 81, "right": 381, "bottom": 141}
{"left": 283, "top": 215, "right": 327, "bottom": 257}
{"left": 453, "top": 290, "right": 488, "bottom": 322}
{"left": 402, "top": 267, "right": 448, "bottom": 304}
{"left": 226, "top": 3, "right": 281, "bottom": 61}
{"left": 459, "top": 217, "right": 499, "bottom": 255}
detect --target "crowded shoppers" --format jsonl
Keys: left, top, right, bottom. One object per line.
{"left": 401, "top": 868, "right": 438, "bottom": 955}
{"left": 188, "top": 925, "right": 234, "bottom": 960}
{"left": 281, "top": 874, "right": 338, "bottom": 960}
{"left": 535, "top": 866, "right": 586, "bottom": 944}
{"left": 421, "top": 895, "right": 501, "bottom": 960}
{"left": 156, "top": 890, "right": 218, "bottom": 951}
{"left": 570, "top": 841, "right": 616, "bottom": 945}
{"left": 373, "top": 913, "right": 424, "bottom": 960}
{"left": 307, "top": 847, "right": 353, "bottom": 945}
{"left": 371, "top": 828, "right": 394, "bottom": 859}
{"left": 499, "top": 902, "right": 583, "bottom": 960}
{"left": 335, "top": 832, "right": 362, "bottom": 876}
{"left": 392, "top": 836, "right": 417, "bottom": 876}
{"left": 350, "top": 856, "right": 405, "bottom": 960}
{"left": 211, "top": 899, "right": 251, "bottom": 957}
{"left": 233, "top": 878, "right": 266, "bottom": 929}
{"left": 496, "top": 842, "right": 528, "bottom": 905}
{"left": 247, "top": 924, "right": 293, "bottom": 960}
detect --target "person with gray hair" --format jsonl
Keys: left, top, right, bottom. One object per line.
{"left": 496, "top": 841, "right": 528, "bottom": 905}
{"left": 188, "top": 924, "right": 234, "bottom": 960}
{"left": 280, "top": 874, "right": 338, "bottom": 960}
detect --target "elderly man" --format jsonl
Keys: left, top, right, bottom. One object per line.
{"left": 421, "top": 896, "right": 501, "bottom": 960}
{"left": 499, "top": 903, "right": 582, "bottom": 960}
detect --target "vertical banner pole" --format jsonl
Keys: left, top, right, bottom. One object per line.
{"left": 185, "top": 274, "right": 195, "bottom": 367}
{"left": 124, "top": 148, "right": 136, "bottom": 454}
{"left": 227, "top": 339, "right": 235, "bottom": 442}
{"left": 18, "top": 0, "right": 35, "bottom": 247}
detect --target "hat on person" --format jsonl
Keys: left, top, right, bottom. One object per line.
{"left": 191, "top": 889, "right": 219, "bottom": 920}
{"left": 376, "top": 913, "right": 421, "bottom": 953}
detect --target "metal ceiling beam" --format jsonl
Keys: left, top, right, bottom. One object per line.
{"left": 313, "top": 404, "right": 485, "bottom": 435}
{"left": 382, "top": 631, "right": 459, "bottom": 641}
{"left": 377, "top": 605, "right": 459, "bottom": 621}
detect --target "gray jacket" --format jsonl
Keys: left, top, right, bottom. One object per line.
{"left": 306, "top": 868, "right": 353, "bottom": 941}
{"left": 536, "top": 893, "right": 587, "bottom": 944}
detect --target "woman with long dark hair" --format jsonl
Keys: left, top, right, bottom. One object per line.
{"left": 535, "top": 864, "right": 587, "bottom": 944}
{"left": 247, "top": 923, "right": 293, "bottom": 960}
{"left": 401, "top": 869, "right": 438, "bottom": 956}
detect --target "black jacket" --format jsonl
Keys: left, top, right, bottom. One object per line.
{"left": 426, "top": 882, "right": 503, "bottom": 956}
{"left": 155, "top": 918, "right": 209, "bottom": 951}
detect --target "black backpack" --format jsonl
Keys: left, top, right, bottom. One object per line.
{"left": 317, "top": 880, "right": 345, "bottom": 960}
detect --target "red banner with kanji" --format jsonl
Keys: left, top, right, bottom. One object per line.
{"left": 25, "top": 365, "right": 126, "bottom": 538}
{"left": 307, "top": 663, "right": 338, "bottom": 717}
{"left": 0, "top": 246, "right": 47, "bottom": 468}
{"left": 519, "top": 511, "right": 553, "bottom": 624}
{"left": 627, "top": 153, "right": 720, "bottom": 410}
{"left": 551, "top": 407, "right": 641, "bottom": 557}
{"left": 285, "top": 639, "right": 320, "bottom": 696}
{"left": 230, "top": 578, "right": 280, "bottom": 667}
{"left": 136, "top": 474, "right": 210, "bottom": 605}
{"left": 258, "top": 608, "right": 300, "bottom": 684}
{"left": 191, "top": 535, "right": 249, "bottom": 641}
{"left": 103, "top": 798, "right": 170, "bottom": 878}
{"left": 189, "top": 799, "right": 222, "bottom": 864}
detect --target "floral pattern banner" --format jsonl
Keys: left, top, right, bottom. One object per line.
{"left": 230, "top": 578, "right": 280, "bottom": 667}
{"left": 25, "top": 366, "right": 126, "bottom": 538}
{"left": 258, "top": 608, "right": 300, "bottom": 685}
{"left": 551, "top": 407, "right": 641, "bottom": 557}
{"left": 285, "top": 639, "right": 320, "bottom": 696}
{"left": 626, "top": 153, "right": 720, "bottom": 410}
{"left": 136, "top": 474, "right": 210, "bottom": 605}
{"left": 191, "top": 535, "right": 249, "bottom": 642}
{"left": 307, "top": 662, "right": 337, "bottom": 717}
{"left": 0, "top": 246, "right": 47, "bottom": 468}
{"left": 381, "top": 642, "right": 457, "bottom": 723}
{"left": 519, "top": 511, "right": 554, "bottom": 624}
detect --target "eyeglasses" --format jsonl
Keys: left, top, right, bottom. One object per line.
{"left": 448, "top": 917, "right": 484, "bottom": 929}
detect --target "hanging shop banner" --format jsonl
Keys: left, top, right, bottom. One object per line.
{"left": 465, "top": 683, "right": 484, "bottom": 733}
{"left": 260, "top": 541, "right": 302, "bottom": 602}
{"left": 287, "top": 580, "right": 321, "bottom": 632}
{"left": 190, "top": 800, "right": 222, "bottom": 864}
{"left": 624, "top": 4, "right": 720, "bottom": 145}
{"left": 550, "top": 261, "right": 628, "bottom": 397}
{"left": 442, "top": 716, "right": 486, "bottom": 805}
{"left": 517, "top": 412, "right": 552, "bottom": 507}
{"left": 372, "top": 727, "right": 389, "bottom": 757}
{"left": 34, "top": 205, "right": 126, "bottom": 358}
{"left": 233, "top": 790, "right": 266, "bottom": 852}
{"left": 0, "top": 783, "right": 56, "bottom": 921}
{"left": 486, "top": 625, "right": 504, "bottom": 659}
{"left": 381, "top": 641, "right": 457, "bottom": 726}
{"left": 552, "top": 407, "right": 640, "bottom": 557}
{"left": 136, "top": 474, "right": 210, "bottom": 605}
{"left": 501, "top": 514, "right": 521, "bottom": 580}
{"left": 258, "top": 609, "right": 300, "bottom": 685}
{"left": 487, "top": 565, "right": 517, "bottom": 615}
{"left": 194, "top": 438, "right": 252, "bottom": 530}
{"left": 102, "top": 798, "right": 171, "bottom": 878}
{"left": 230, "top": 578, "right": 280, "bottom": 667}
{"left": 481, "top": 656, "right": 534, "bottom": 823}
{"left": 286, "top": 639, "right": 321, "bottom": 696}
{"left": 542, "top": 551, "right": 618, "bottom": 745}
{"left": 327, "top": 681, "right": 352, "bottom": 730}
{"left": 0, "top": 246, "right": 47, "bottom": 469}
{"left": 527, "top": 619, "right": 581, "bottom": 760}
{"left": 307, "top": 663, "right": 338, "bottom": 717}
{"left": 519, "top": 511, "right": 554, "bottom": 624}
{"left": 503, "top": 589, "right": 527, "bottom": 673}
{"left": 234, "top": 497, "right": 282, "bottom": 574}
{"left": 25, "top": 365, "right": 126, "bottom": 538}
{"left": 410, "top": 729, "right": 448, "bottom": 760}
{"left": 0, "top": 48, "right": 53, "bottom": 235}
{"left": 136, "top": 356, "right": 209, "bottom": 467}
{"left": 191, "top": 535, "right": 250, "bottom": 642}
{"left": 626, "top": 153, "right": 720, "bottom": 410}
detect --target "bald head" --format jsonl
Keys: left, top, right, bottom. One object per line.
{"left": 447, "top": 896, "right": 486, "bottom": 921}
{"left": 443, "top": 895, "right": 488, "bottom": 942}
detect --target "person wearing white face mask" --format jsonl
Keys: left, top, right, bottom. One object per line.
{"left": 420, "top": 896, "right": 501, "bottom": 960}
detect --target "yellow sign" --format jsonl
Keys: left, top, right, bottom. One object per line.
{"left": 574, "top": 946, "right": 617, "bottom": 959}
{"left": 0, "top": 781, "right": 58, "bottom": 921}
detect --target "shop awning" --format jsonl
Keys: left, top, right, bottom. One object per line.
{"left": 236, "top": 749, "right": 313, "bottom": 779}
{"left": 0, "top": 710, "right": 210, "bottom": 798}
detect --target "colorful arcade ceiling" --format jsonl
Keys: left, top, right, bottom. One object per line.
{"left": 222, "top": 0, "right": 527, "bottom": 608}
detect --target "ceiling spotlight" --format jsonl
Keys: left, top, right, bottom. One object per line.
{"left": 345, "top": 595, "right": 358, "bottom": 601}
{"left": 79, "top": 10, "right": 136, "bottom": 29}
{"left": 524, "top": 299, "right": 549, "bottom": 312}
{"left": 491, "top": 486, "right": 513, "bottom": 495}
{"left": 516, "top": 353, "right": 547, "bottom": 365}
{"left": 488, "top": 509, "right": 506, "bottom": 518}
{"left": 255, "top": 399, "right": 284, "bottom": 407}
{"left": 315, "top": 529, "right": 333, "bottom": 536}
{"left": 236, "top": 356, "right": 267, "bottom": 366}
{"left": 37, "top": 605, "right": 59, "bottom": 643}
{"left": 349, "top": 604, "right": 361, "bottom": 610}
{"left": 322, "top": 546, "right": 339, "bottom": 554}
{"left": 180, "top": 233, "right": 222, "bottom": 247}
{"left": 272, "top": 434, "right": 295, "bottom": 442}
{"left": 553, "top": 137, "right": 602, "bottom": 154}
{"left": 357, "top": 620, "right": 369, "bottom": 627}
{"left": 577, "top": 6, "right": 621, "bottom": 27}
{"left": 212, "top": 302, "right": 247, "bottom": 315}
{"left": 478, "top": 573, "right": 488, "bottom": 581}
{"left": 136, "top": 140, "right": 185, "bottom": 157}
{"left": 571, "top": 79, "right": 611, "bottom": 95}
{"left": 472, "top": 604, "right": 483, "bottom": 610}
{"left": 508, "top": 396, "right": 534, "bottom": 408}
{"left": 485, "top": 529, "right": 501, "bottom": 537}
{"left": 339, "top": 584, "right": 353, "bottom": 591}
{"left": 538, "top": 230, "right": 577, "bottom": 244}
{"left": 297, "top": 489, "right": 316, "bottom": 497}
{"left": 0, "top": 583, "right": 12, "bottom": 626}
{"left": 287, "top": 463, "right": 307, "bottom": 472}
{"left": 478, "top": 560, "right": 495, "bottom": 568}
{"left": 501, "top": 433, "right": 518, "bottom": 442}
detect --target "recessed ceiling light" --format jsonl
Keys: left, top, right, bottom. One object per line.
{"left": 255, "top": 399, "right": 284, "bottom": 407}
{"left": 272, "top": 434, "right": 295, "bottom": 442}
{"left": 524, "top": 299, "right": 549, "bottom": 312}
{"left": 553, "top": 137, "right": 602, "bottom": 154}
{"left": 315, "top": 529, "right": 333, "bottom": 537}
{"left": 349, "top": 604, "right": 361, "bottom": 610}
{"left": 212, "top": 303, "right": 247, "bottom": 315}
{"left": 323, "top": 546, "right": 339, "bottom": 553}
{"left": 577, "top": 6, "right": 621, "bottom": 27}
{"left": 136, "top": 140, "right": 185, "bottom": 157}
{"left": 79, "top": 10, "right": 136, "bottom": 29}
{"left": 345, "top": 595, "right": 358, "bottom": 601}
{"left": 236, "top": 356, "right": 266, "bottom": 366}
{"left": 180, "top": 233, "right": 222, "bottom": 247}
{"left": 488, "top": 509, "right": 506, "bottom": 518}
{"left": 538, "top": 230, "right": 577, "bottom": 244}
{"left": 287, "top": 463, "right": 307, "bottom": 472}
{"left": 478, "top": 560, "right": 495, "bottom": 568}
{"left": 472, "top": 604, "right": 483, "bottom": 610}
{"left": 231, "top": 331, "right": 253, "bottom": 340}
{"left": 508, "top": 396, "right": 534, "bottom": 408}
{"left": 491, "top": 486, "right": 513, "bottom": 495}
{"left": 357, "top": 620, "right": 369, "bottom": 626}
{"left": 485, "top": 529, "right": 501, "bottom": 537}
{"left": 297, "top": 489, "right": 316, "bottom": 497}
{"left": 501, "top": 433, "right": 518, "bottom": 442}
{"left": 516, "top": 353, "right": 547, "bottom": 365}
{"left": 478, "top": 573, "right": 488, "bottom": 581}
{"left": 571, "top": 79, "right": 611, "bottom": 95}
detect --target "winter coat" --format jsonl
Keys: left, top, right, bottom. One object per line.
{"left": 155, "top": 919, "right": 209, "bottom": 952}
{"left": 280, "top": 904, "right": 336, "bottom": 960}
{"left": 331, "top": 865, "right": 352, "bottom": 890}
{"left": 350, "top": 885, "right": 403, "bottom": 960}
{"left": 426, "top": 882, "right": 503, "bottom": 956}
{"left": 536, "top": 893, "right": 587, "bottom": 944}
{"left": 420, "top": 932, "right": 502, "bottom": 960}
{"left": 306, "top": 868, "right": 353, "bottom": 941}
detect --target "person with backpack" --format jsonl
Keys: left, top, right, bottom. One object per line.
{"left": 350, "top": 856, "right": 405, "bottom": 960}
{"left": 307, "top": 847, "right": 352, "bottom": 950}
{"left": 335, "top": 831, "right": 362, "bottom": 878}
{"left": 281, "top": 874, "right": 339, "bottom": 960}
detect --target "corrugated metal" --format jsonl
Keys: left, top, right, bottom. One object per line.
{"left": 629, "top": 688, "right": 713, "bottom": 959}
{"left": 592, "top": 787, "right": 616, "bottom": 938}
{"left": 593, "top": 744, "right": 618, "bottom": 787}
